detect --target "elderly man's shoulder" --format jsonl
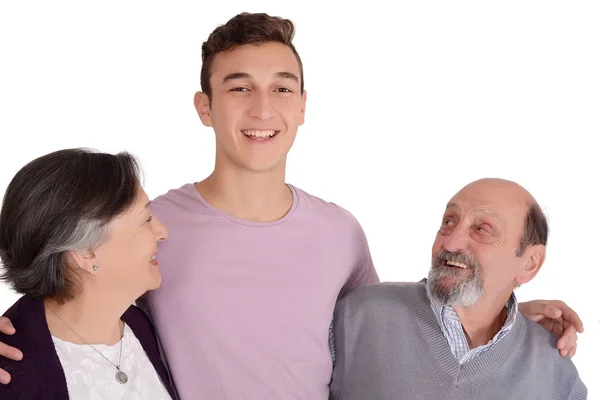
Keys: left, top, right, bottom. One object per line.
{"left": 518, "top": 313, "right": 587, "bottom": 396}
{"left": 335, "top": 281, "right": 424, "bottom": 313}
{"left": 520, "top": 313, "right": 578, "bottom": 365}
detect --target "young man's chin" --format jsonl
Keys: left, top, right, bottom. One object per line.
{"left": 244, "top": 161, "right": 286, "bottom": 174}
{"left": 232, "top": 153, "right": 288, "bottom": 173}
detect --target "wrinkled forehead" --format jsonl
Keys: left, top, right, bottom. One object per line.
{"left": 447, "top": 183, "right": 530, "bottom": 229}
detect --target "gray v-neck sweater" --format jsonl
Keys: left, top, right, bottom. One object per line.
{"left": 329, "top": 281, "right": 587, "bottom": 400}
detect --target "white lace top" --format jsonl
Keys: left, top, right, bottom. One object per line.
{"left": 52, "top": 323, "right": 172, "bottom": 400}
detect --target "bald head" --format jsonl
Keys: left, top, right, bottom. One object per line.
{"left": 428, "top": 178, "right": 549, "bottom": 306}
{"left": 452, "top": 178, "right": 535, "bottom": 209}
{"left": 449, "top": 178, "right": 547, "bottom": 256}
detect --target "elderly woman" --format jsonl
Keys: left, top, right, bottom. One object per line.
{"left": 0, "top": 149, "right": 177, "bottom": 399}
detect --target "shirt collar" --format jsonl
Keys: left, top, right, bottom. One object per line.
{"left": 428, "top": 289, "right": 519, "bottom": 336}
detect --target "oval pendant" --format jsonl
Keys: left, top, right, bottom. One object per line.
{"left": 116, "top": 370, "right": 129, "bottom": 384}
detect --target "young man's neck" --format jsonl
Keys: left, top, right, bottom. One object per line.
{"left": 453, "top": 292, "right": 512, "bottom": 349}
{"left": 196, "top": 164, "right": 293, "bottom": 222}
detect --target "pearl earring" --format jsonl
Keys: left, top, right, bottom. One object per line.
{"left": 92, "top": 265, "right": 99, "bottom": 271}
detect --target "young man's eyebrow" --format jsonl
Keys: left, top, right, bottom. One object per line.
{"left": 222, "top": 72, "right": 251, "bottom": 83}
{"left": 275, "top": 72, "right": 299, "bottom": 82}
{"left": 222, "top": 72, "right": 299, "bottom": 84}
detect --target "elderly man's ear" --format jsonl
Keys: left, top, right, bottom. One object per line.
{"left": 516, "top": 244, "right": 545, "bottom": 285}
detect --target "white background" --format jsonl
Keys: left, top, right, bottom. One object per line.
{"left": 1, "top": 1, "right": 598, "bottom": 397}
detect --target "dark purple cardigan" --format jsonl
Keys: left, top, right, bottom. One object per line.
{"left": 0, "top": 295, "right": 178, "bottom": 399}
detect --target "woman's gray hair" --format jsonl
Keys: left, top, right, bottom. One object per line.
{"left": 0, "top": 148, "right": 142, "bottom": 303}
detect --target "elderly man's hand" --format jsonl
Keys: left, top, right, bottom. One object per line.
{"left": 519, "top": 299, "right": 583, "bottom": 358}
{"left": 0, "top": 316, "right": 24, "bottom": 384}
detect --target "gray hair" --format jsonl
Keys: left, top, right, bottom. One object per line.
{"left": 516, "top": 203, "right": 549, "bottom": 257}
{"left": 0, "top": 148, "right": 141, "bottom": 303}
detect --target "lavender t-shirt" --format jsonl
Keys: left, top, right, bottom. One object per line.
{"left": 147, "top": 183, "right": 379, "bottom": 399}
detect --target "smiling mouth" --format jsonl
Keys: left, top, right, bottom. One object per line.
{"left": 444, "top": 260, "right": 471, "bottom": 269}
{"left": 241, "top": 129, "right": 279, "bottom": 141}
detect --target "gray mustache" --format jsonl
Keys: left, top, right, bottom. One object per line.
{"left": 435, "top": 249, "right": 480, "bottom": 270}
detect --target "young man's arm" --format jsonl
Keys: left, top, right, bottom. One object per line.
{"left": 519, "top": 299, "right": 584, "bottom": 358}
{"left": 338, "top": 222, "right": 379, "bottom": 299}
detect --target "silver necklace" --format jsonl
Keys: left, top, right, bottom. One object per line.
{"left": 47, "top": 305, "right": 129, "bottom": 384}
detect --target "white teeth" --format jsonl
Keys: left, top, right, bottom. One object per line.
{"left": 447, "top": 260, "right": 469, "bottom": 269}
{"left": 242, "top": 129, "right": 277, "bottom": 138}
{"left": 150, "top": 255, "right": 156, "bottom": 262}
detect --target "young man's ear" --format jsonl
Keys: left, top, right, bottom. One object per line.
{"left": 194, "top": 91, "right": 213, "bottom": 127}
{"left": 516, "top": 244, "right": 546, "bottom": 285}
{"left": 298, "top": 90, "right": 307, "bottom": 126}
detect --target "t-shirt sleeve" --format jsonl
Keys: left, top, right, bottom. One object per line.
{"left": 339, "top": 220, "right": 379, "bottom": 298}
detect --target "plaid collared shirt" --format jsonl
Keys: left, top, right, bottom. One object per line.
{"left": 329, "top": 290, "right": 518, "bottom": 367}
{"left": 428, "top": 292, "right": 518, "bottom": 364}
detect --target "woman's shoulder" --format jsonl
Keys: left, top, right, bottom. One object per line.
{"left": 1, "top": 295, "right": 52, "bottom": 355}
{"left": 0, "top": 296, "right": 62, "bottom": 398}
{"left": 3, "top": 294, "right": 40, "bottom": 316}
{"left": 1, "top": 295, "right": 46, "bottom": 344}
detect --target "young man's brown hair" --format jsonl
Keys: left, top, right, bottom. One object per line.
{"left": 200, "top": 12, "right": 305, "bottom": 100}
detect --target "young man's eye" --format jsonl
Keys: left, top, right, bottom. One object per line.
{"left": 231, "top": 87, "right": 249, "bottom": 92}
{"left": 276, "top": 87, "right": 292, "bottom": 93}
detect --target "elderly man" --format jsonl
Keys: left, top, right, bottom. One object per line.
{"left": 329, "top": 178, "right": 587, "bottom": 400}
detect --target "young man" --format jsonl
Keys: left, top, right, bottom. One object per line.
{"left": 329, "top": 178, "right": 587, "bottom": 399}
{"left": 0, "top": 12, "right": 584, "bottom": 399}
